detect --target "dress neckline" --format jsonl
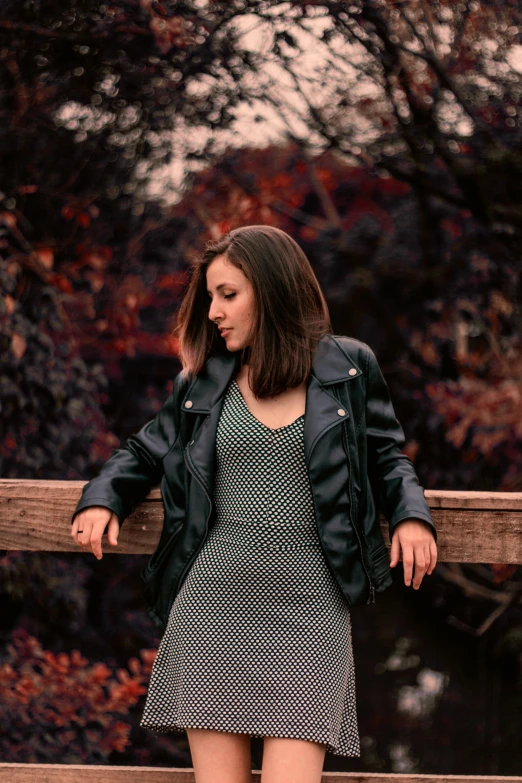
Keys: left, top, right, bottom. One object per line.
{"left": 231, "top": 379, "right": 305, "bottom": 433}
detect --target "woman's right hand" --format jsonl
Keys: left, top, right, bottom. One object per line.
{"left": 71, "top": 506, "right": 120, "bottom": 560}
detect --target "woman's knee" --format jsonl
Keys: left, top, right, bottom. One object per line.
{"left": 261, "top": 736, "right": 327, "bottom": 783}
{"left": 186, "top": 727, "right": 253, "bottom": 783}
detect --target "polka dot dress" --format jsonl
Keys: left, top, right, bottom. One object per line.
{"left": 140, "top": 378, "right": 361, "bottom": 757}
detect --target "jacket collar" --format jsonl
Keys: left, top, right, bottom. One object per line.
{"left": 181, "top": 333, "right": 362, "bottom": 414}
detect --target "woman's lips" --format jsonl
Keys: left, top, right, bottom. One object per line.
{"left": 221, "top": 328, "right": 232, "bottom": 337}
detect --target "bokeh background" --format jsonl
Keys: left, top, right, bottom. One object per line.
{"left": 1, "top": 0, "right": 522, "bottom": 774}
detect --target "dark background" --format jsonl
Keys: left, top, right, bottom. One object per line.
{"left": 1, "top": 0, "right": 522, "bottom": 773}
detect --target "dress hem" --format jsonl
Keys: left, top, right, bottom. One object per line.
{"left": 140, "top": 718, "right": 361, "bottom": 758}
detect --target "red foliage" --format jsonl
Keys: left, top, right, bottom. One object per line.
{"left": 0, "top": 628, "right": 157, "bottom": 763}
{"left": 441, "top": 218, "right": 463, "bottom": 239}
{"left": 423, "top": 340, "right": 522, "bottom": 487}
{"left": 489, "top": 564, "right": 519, "bottom": 584}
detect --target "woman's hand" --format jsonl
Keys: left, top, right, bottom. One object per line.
{"left": 390, "top": 519, "right": 437, "bottom": 589}
{"left": 71, "top": 506, "right": 120, "bottom": 560}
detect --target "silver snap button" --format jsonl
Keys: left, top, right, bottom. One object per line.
{"left": 185, "top": 400, "right": 193, "bottom": 408}
{"left": 349, "top": 368, "right": 357, "bottom": 376}
{"left": 337, "top": 408, "right": 346, "bottom": 416}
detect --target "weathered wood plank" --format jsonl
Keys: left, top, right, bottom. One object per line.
{"left": 1, "top": 766, "right": 522, "bottom": 783}
{"left": 0, "top": 479, "right": 158, "bottom": 554}
{"left": 427, "top": 489, "right": 522, "bottom": 509}
{"left": 1, "top": 480, "right": 522, "bottom": 562}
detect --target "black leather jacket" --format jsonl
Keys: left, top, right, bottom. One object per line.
{"left": 72, "top": 334, "right": 436, "bottom": 631}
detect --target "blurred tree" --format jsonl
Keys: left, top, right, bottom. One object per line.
{"left": 0, "top": 625, "right": 156, "bottom": 763}
{"left": 1, "top": 2, "right": 522, "bottom": 768}
{"left": 1, "top": 0, "right": 521, "bottom": 485}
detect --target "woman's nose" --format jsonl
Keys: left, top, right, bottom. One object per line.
{"left": 208, "top": 300, "right": 224, "bottom": 322}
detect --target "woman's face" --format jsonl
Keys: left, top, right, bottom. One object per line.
{"left": 206, "top": 254, "right": 256, "bottom": 352}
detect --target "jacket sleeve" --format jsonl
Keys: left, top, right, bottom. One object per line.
{"left": 71, "top": 371, "right": 188, "bottom": 528}
{"left": 364, "top": 346, "right": 437, "bottom": 543}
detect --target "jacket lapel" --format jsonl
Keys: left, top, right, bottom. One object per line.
{"left": 181, "top": 334, "right": 363, "bottom": 492}
{"left": 302, "top": 334, "right": 362, "bottom": 466}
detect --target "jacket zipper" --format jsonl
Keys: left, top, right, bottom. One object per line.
{"left": 143, "top": 522, "right": 183, "bottom": 582}
{"left": 342, "top": 425, "right": 375, "bottom": 604}
{"left": 167, "top": 444, "right": 213, "bottom": 617}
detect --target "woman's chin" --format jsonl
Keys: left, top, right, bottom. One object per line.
{"left": 224, "top": 337, "right": 244, "bottom": 352}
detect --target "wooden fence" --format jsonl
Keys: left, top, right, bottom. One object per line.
{"left": 2, "top": 765, "right": 522, "bottom": 783}
{"left": 1, "top": 479, "right": 522, "bottom": 783}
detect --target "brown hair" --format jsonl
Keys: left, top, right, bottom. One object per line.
{"left": 174, "top": 225, "right": 332, "bottom": 398}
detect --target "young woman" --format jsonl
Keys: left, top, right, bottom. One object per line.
{"left": 71, "top": 224, "right": 437, "bottom": 783}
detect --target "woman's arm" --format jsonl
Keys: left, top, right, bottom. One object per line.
{"left": 364, "top": 345, "right": 437, "bottom": 544}
{"left": 71, "top": 371, "right": 189, "bottom": 528}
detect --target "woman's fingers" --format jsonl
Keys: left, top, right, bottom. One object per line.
{"left": 71, "top": 507, "right": 114, "bottom": 559}
{"left": 412, "top": 543, "right": 427, "bottom": 589}
{"left": 107, "top": 513, "right": 120, "bottom": 546}
{"left": 402, "top": 543, "right": 414, "bottom": 587}
{"left": 71, "top": 514, "right": 89, "bottom": 547}
{"left": 392, "top": 520, "right": 438, "bottom": 589}
{"left": 389, "top": 531, "right": 401, "bottom": 567}
{"left": 428, "top": 538, "right": 438, "bottom": 574}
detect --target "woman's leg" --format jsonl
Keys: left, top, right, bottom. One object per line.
{"left": 186, "top": 727, "right": 253, "bottom": 783}
{"left": 261, "top": 736, "right": 327, "bottom": 783}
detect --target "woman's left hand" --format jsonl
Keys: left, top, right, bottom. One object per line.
{"left": 390, "top": 519, "right": 437, "bottom": 589}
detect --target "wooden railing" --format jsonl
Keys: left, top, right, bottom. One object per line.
{"left": 1, "top": 479, "right": 522, "bottom": 783}
{"left": 2, "top": 765, "right": 522, "bottom": 783}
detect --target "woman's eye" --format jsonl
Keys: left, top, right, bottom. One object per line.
{"left": 208, "top": 292, "right": 235, "bottom": 301}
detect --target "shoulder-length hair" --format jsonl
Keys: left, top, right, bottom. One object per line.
{"left": 174, "top": 225, "right": 332, "bottom": 398}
